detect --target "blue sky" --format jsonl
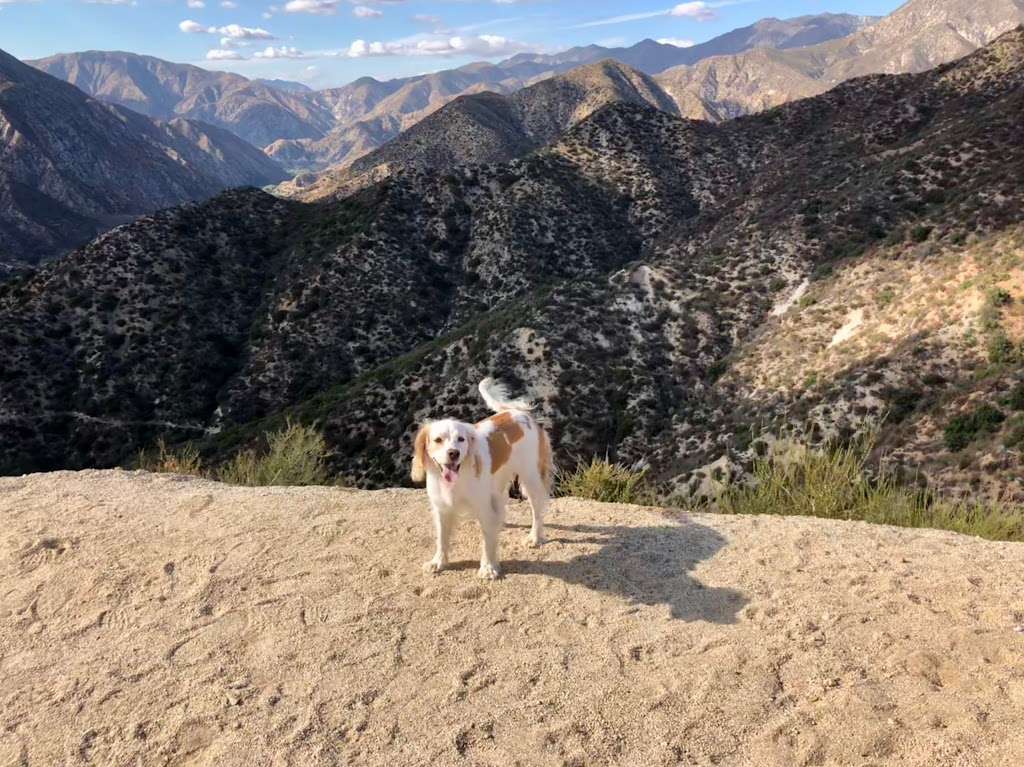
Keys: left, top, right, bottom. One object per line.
{"left": 2, "top": 1, "right": 903, "bottom": 87}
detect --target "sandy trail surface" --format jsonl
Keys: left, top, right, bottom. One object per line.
{"left": 1, "top": 470, "right": 1023, "bottom": 766}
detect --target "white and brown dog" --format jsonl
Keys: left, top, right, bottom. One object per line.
{"left": 410, "top": 378, "right": 553, "bottom": 579}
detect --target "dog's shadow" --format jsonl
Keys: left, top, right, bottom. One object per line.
{"left": 493, "top": 518, "right": 747, "bottom": 624}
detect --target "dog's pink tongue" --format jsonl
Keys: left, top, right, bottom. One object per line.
{"left": 442, "top": 468, "right": 457, "bottom": 484}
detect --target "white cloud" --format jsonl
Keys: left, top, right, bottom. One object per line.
{"left": 412, "top": 13, "right": 441, "bottom": 26}
{"left": 221, "top": 0, "right": 237, "bottom": 6}
{"left": 206, "top": 49, "right": 246, "bottom": 60}
{"left": 83, "top": 0, "right": 138, "bottom": 5}
{"left": 283, "top": 0, "right": 337, "bottom": 14}
{"left": 657, "top": 37, "right": 695, "bottom": 48}
{"left": 253, "top": 45, "right": 307, "bottom": 58}
{"left": 353, "top": 5, "right": 381, "bottom": 19}
{"left": 186, "top": 0, "right": 204, "bottom": 9}
{"left": 180, "top": 20, "right": 276, "bottom": 40}
{"left": 670, "top": 2, "right": 716, "bottom": 21}
{"left": 219, "top": 23, "right": 275, "bottom": 40}
{"left": 345, "top": 33, "right": 536, "bottom": 59}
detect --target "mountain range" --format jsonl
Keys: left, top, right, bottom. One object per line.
{"left": 657, "top": 0, "right": 1024, "bottom": 120}
{"left": 3, "top": 26, "right": 1023, "bottom": 504}
{"left": 28, "top": 50, "right": 335, "bottom": 147}
{"left": 30, "top": 13, "right": 874, "bottom": 176}
{"left": 23, "top": 0, "right": 1020, "bottom": 197}
{"left": 0, "top": 49, "right": 287, "bottom": 272}
{"left": 281, "top": 0, "right": 1024, "bottom": 192}
{"left": 279, "top": 59, "right": 682, "bottom": 201}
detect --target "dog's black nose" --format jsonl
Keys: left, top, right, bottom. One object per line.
{"left": 446, "top": 449, "right": 460, "bottom": 461}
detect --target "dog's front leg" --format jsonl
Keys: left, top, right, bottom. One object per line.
{"left": 478, "top": 494, "right": 505, "bottom": 580}
{"left": 424, "top": 503, "right": 455, "bottom": 574}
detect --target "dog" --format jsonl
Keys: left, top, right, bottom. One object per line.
{"left": 410, "top": 378, "right": 554, "bottom": 580}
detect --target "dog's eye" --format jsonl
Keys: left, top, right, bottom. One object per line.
{"left": 457, "top": 436, "right": 465, "bottom": 442}
{"left": 433, "top": 437, "right": 443, "bottom": 444}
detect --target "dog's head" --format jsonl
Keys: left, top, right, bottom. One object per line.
{"left": 411, "top": 419, "right": 476, "bottom": 486}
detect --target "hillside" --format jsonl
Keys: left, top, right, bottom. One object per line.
{"left": 0, "top": 49, "right": 288, "bottom": 271}
{"left": 656, "top": 0, "right": 1024, "bottom": 120}
{"left": 2, "top": 470, "right": 1023, "bottom": 765}
{"left": 281, "top": 60, "right": 680, "bottom": 201}
{"left": 2, "top": 30, "right": 1024, "bottom": 501}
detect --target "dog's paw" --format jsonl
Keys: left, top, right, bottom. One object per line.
{"left": 423, "top": 558, "right": 446, "bottom": 574}
{"left": 477, "top": 562, "right": 501, "bottom": 580}
{"left": 524, "top": 531, "right": 545, "bottom": 548}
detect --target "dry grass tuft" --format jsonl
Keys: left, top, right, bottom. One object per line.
{"left": 558, "top": 457, "right": 654, "bottom": 505}
{"left": 716, "top": 437, "right": 1023, "bottom": 542}
{"left": 138, "top": 421, "right": 331, "bottom": 487}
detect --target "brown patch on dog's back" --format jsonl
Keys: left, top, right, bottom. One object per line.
{"left": 478, "top": 412, "right": 525, "bottom": 473}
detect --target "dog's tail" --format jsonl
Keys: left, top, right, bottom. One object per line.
{"left": 538, "top": 427, "right": 555, "bottom": 492}
{"left": 478, "top": 377, "right": 533, "bottom": 413}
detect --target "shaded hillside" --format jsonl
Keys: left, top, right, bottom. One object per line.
{"left": 656, "top": 0, "right": 1024, "bottom": 120}
{"left": 2, "top": 31, "right": 1024, "bottom": 501}
{"left": 0, "top": 49, "right": 287, "bottom": 271}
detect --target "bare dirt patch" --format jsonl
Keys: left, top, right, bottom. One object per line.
{"left": 2, "top": 470, "right": 1023, "bottom": 765}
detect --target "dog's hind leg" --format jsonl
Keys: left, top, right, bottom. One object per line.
{"left": 424, "top": 503, "right": 456, "bottom": 574}
{"left": 478, "top": 494, "right": 506, "bottom": 580}
{"left": 521, "top": 472, "right": 548, "bottom": 548}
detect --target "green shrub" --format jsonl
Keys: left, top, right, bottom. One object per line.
{"left": 138, "top": 439, "right": 204, "bottom": 476}
{"left": 558, "top": 457, "right": 653, "bottom": 504}
{"left": 944, "top": 403, "right": 1006, "bottom": 452}
{"left": 987, "top": 331, "right": 1017, "bottom": 364}
{"left": 218, "top": 420, "right": 331, "bottom": 487}
{"left": 716, "top": 438, "right": 1023, "bottom": 542}
{"left": 1004, "top": 416, "right": 1024, "bottom": 450}
{"left": 1006, "top": 382, "right": 1024, "bottom": 411}
{"left": 986, "top": 288, "right": 1012, "bottom": 308}
{"left": 875, "top": 287, "right": 896, "bottom": 308}
{"left": 910, "top": 225, "right": 932, "bottom": 243}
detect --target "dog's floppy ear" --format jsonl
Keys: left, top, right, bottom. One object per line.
{"left": 468, "top": 432, "right": 482, "bottom": 478}
{"left": 411, "top": 423, "right": 430, "bottom": 483}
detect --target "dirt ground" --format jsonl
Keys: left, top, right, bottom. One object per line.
{"left": 1, "top": 469, "right": 1023, "bottom": 766}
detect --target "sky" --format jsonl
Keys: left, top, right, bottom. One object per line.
{"left": 1, "top": 0, "right": 903, "bottom": 88}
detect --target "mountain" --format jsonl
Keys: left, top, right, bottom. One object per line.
{"left": 2, "top": 29, "right": 1024, "bottom": 504}
{"left": 656, "top": 0, "right": 1024, "bottom": 120}
{"left": 507, "top": 13, "right": 877, "bottom": 73}
{"left": 253, "top": 78, "right": 313, "bottom": 94}
{"left": 24, "top": 14, "right": 871, "bottom": 176}
{"left": 265, "top": 68, "right": 525, "bottom": 173}
{"left": 0, "top": 48, "right": 288, "bottom": 272}
{"left": 264, "top": 13, "right": 871, "bottom": 174}
{"left": 28, "top": 51, "right": 334, "bottom": 147}
{"left": 280, "top": 59, "right": 679, "bottom": 200}
{"left": 273, "top": 0, "right": 1018, "bottom": 180}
